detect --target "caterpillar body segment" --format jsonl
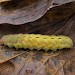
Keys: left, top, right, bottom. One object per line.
{"left": 0, "top": 34, "right": 73, "bottom": 51}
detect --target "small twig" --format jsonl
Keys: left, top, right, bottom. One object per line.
{"left": 0, "top": 52, "right": 26, "bottom": 64}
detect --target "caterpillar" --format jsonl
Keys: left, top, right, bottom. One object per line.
{"left": 0, "top": 34, "right": 73, "bottom": 51}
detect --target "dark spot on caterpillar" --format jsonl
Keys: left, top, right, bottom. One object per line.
{"left": 36, "top": 37, "right": 39, "bottom": 38}
{"left": 58, "top": 38, "right": 61, "bottom": 39}
{"left": 51, "top": 38, "right": 54, "bottom": 39}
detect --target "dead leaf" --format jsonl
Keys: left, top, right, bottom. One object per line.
{"left": 0, "top": 1, "right": 75, "bottom": 75}
{"left": 0, "top": 0, "right": 54, "bottom": 25}
{"left": 0, "top": 61, "right": 14, "bottom": 75}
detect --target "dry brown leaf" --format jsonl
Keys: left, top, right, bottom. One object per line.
{"left": 0, "top": 1, "right": 75, "bottom": 75}
{"left": 0, "top": 0, "right": 54, "bottom": 25}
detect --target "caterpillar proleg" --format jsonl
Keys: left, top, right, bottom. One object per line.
{"left": 0, "top": 34, "right": 73, "bottom": 51}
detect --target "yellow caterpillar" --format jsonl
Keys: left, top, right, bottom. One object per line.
{"left": 0, "top": 34, "right": 73, "bottom": 51}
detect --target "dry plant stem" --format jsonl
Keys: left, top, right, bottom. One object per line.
{"left": 34, "top": 53, "right": 59, "bottom": 75}
{"left": 0, "top": 52, "right": 26, "bottom": 64}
